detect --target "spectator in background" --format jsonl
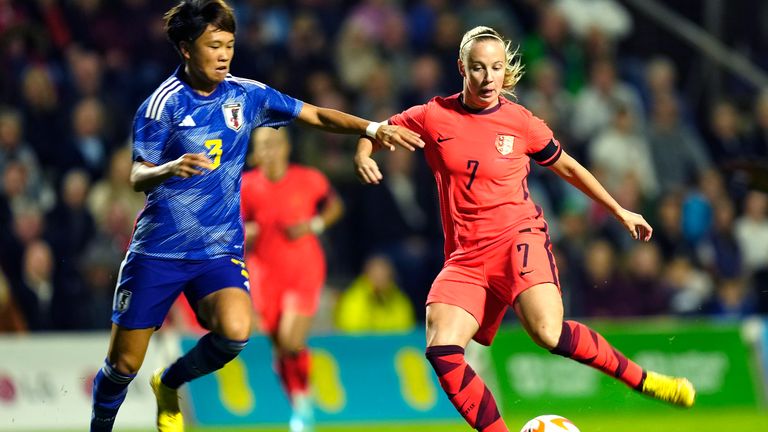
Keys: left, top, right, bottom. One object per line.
{"left": 63, "top": 48, "right": 125, "bottom": 144}
{"left": 706, "top": 100, "right": 751, "bottom": 167}
{"left": 552, "top": 0, "right": 632, "bottom": 64}
{"left": 87, "top": 145, "right": 144, "bottom": 230}
{"left": 570, "top": 57, "right": 644, "bottom": 156}
{"left": 20, "top": 65, "right": 65, "bottom": 169}
{"left": 401, "top": 54, "right": 446, "bottom": 109}
{"left": 429, "top": 11, "right": 463, "bottom": 92}
{"left": 0, "top": 159, "right": 52, "bottom": 213}
{"left": 355, "top": 66, "right": 398, "bottom": 120}
{"left": 335, "top": 12, "right": 385, "bottom": 93}
{"left": 0, "top": 267, "right": 26, "bottom": 332}
{"left": 680, "top": 169, "right": 725, "bottom": 247}
{"left": 521, "top": 3, "right": 586, "bottom": 94}
{"left": 622, "top": 242, "right": 670, "bottom": 316}
{"left": 293, "top": 71, "right": 358, "bottom": 185}
{"left": 582, "top": 239, "right": 632, "bottom": 317}
{"left": 555, "top": 0, "right": 632, "bottom": 47}
{"left": 552, "top": 197, "right": 591, "bottom": 315}
{"left": 521, "top": 58, "right": 573, "bottom": 141}
{"left": 647, "top": 93, "right": 711, "bottom": 193}
{"left": 62, "top": 98, "right": 112, "bottom": 181}
{"left": 748, "top": 89, "right": 768, "bottom": 160}
{"left": 45, "top": 169, "right": 96, "bottom": 276}
{"left": 588, "top": 105, "right": 658, "bottom": 199}
{"left": 665, "top": 255, "right": 714, "bottom": 315}
{"left": 702, "top": 277, "right": 757, "bottom": 319}
{"left": 0, "top": 108, "right": 41, "bottom": 185}
{"left": 335, "top": 255, "right": 415, "bottom": 333}
{"left": 78, "top": 236, "right": 124, "bottom": 330}
{"left": 641, "top": 57, "right": 690, "bottom": 124}
{"left": 460, "top": 0, "right": 522, "bottom": 45}
{"left": 14, "top": 240, "right": 57, "bottom": 330}
{"left": 697, "top": 198, "right": 743, "bottom": 280}
{"left": 0, "top": 202, "right": 44, "bottom": 285}
{"left": 734, "top": 190, "right": 768, "bottom": 274}
{"left": 0, "top": 108, "right": 53, "bottom": 209}
{"left": 353, "top": 147, "right": 441, "bottom": 314}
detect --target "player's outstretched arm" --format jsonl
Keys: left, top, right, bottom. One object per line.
{"left": 130, "top": 153, "right": 214, "bottom": 192}
{"left": 295, "top": 103, "right": 424, "bottom": 151}
{"left": 354, "top": 136, "right": 384, "bottom": 185}
{"left": 547, "top": 150, "right": 653, "bottom": 241}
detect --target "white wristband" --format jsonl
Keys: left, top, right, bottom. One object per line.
{"left": 365, "top": 121, "right": 382, "bottom": 139}
{"left": 309, "top": 216, "right": 326, "bottom": 235}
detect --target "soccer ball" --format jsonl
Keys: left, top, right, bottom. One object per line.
{"left": 520, "top": 414, "right": 580, "bottom": 432}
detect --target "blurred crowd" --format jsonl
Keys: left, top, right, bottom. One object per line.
{"left": 1, "top": 0, "right": 767, "bottom": 333}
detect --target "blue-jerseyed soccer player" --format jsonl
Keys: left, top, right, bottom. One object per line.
{"left": 89, "top": 1, "right": 424, "bottom": 431}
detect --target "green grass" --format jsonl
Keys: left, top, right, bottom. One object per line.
{"left": 42, "top": 408, "right": 768, "bottom": 432}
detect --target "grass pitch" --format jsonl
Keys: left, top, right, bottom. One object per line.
{"left": 43, "top": 407, "right": 762, "bottom": 432}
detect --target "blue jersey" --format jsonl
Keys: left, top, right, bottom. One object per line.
{"left": 129, "top": 68, "right": 303, "bottom": 259}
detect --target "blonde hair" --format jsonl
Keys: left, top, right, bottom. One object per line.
{"left": 459, "top": 26, "right": 523, "bottom": 97}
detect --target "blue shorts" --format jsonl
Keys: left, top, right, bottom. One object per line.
{"left": 111, "top": 252, "right": 250, "bottom": 329}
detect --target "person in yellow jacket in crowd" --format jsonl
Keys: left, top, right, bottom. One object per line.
{"left": 335, "top": 255, "right": 415, "bottom": 333}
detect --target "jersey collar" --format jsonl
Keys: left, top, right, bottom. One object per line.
{"left": 174, "top": 65, "right": 227, "bottom": 101}
{"left": 458, "top": 94, "right": 503, "bottom": 115}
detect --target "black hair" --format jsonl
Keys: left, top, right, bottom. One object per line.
{"left": 163, "top": 0, "right": 236, "bottom": 55}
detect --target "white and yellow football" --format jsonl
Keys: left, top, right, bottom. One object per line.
{"left": 520, "top": 414, "right": 581, "bottom": 432}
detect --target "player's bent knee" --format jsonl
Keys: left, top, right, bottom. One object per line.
{"left": 528, "top": 323, "right": 562, "bottom": 351}
{"left": 111, "top": 355, "right": 144, "bottom": 376}
{"left": 219, "top": 318, "right": 252, "bottom": 341}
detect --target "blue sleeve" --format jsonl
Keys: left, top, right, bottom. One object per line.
{"left": 249, "top": 84, "right": 303, "bottom": 129}
{"left": 132, "top": 101, "right": 171, "bottom": 164}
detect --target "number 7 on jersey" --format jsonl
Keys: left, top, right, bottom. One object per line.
{"left": 466, "top": 159, "right": 479, "bottom": 190}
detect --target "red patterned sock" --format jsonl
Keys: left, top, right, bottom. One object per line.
{"left": 426, "top": 345, "right": 508, "bottom": 432}
{"left": 276, "top": 349, "right": 310, "bottom": 400}
{"left": 551, "top": 320, "right": 646, "bottom": 389}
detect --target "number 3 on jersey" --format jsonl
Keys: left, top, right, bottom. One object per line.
{"left": 205, "top": 139, "right": 223, "bottom": 169}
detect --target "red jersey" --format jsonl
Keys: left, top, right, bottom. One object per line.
{"left": 388, "top": 94, "right": 562, "bottom": 260}
{"left": 241, "top": 165, "right": 331, "bottom": 274}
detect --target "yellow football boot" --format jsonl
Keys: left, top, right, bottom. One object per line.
{"left": 150, "top": 368, "right": 185, "bottom": 431}
{"left": 641, "top": 371, "right": 696, "bottom": 408}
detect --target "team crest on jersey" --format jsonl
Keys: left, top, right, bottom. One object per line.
{"left": 222, "top": 102, "right": 243, "bottom": 131}
{"left": 495, "top": 134, "right": 514, "bottom": 155}
{"left": 114, "top": 289, "right": 132, "bottom": 312}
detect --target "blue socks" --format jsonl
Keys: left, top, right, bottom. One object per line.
{"left": 89, "top": 333, "right": 247, "bottom": 431}
{"left": 161, "top": 332, "right": 248, "bottom": 389}
{"left": 90, "top": 361, "right": 136, "bottom": 432}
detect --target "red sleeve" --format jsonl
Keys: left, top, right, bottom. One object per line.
{"left": 388, "top": 104, "right": 428, "bottom": 136}
{"left": 308, "top": 168, "right": 331, "bottom": 203}
{"left": 240, "top": 171, "right": 256, "bottom": 222}
{"left": 526, "top": 114, "right": 562, "bottom": 166}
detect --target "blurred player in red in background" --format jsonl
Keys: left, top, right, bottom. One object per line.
{"left": 241, "top": 127, "right": 343, "bottom": 432}
{"left": 355, "top": 26, "right": 696, "bottom": 432}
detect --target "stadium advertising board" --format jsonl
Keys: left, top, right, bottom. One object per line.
{"left": 0, "top": 333, "right": 175, "bottom": 431}
{"left": 183, "top": 333, "right": 459, "bottom": 426}
{"left": 489, "top": 321, "right": 760, "bottom": 414}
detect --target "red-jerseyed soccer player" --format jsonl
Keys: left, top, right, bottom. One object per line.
{"left": 355, "top": 26, "right": 695, "bottom": 432}
{"left": 241, "top": 127, "right": 343, "bottom": 432}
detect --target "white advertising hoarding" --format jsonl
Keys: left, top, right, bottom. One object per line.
{"left": 0, "top": 332, "right": 180, "bottom": 431}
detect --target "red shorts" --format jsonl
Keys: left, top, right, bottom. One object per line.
{"left": 246, "top": 255, "right": 325, "bottom": 334}
{"left": 427, "top": 227, "right": 560, "bottom": 345}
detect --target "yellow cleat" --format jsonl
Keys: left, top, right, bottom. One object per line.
{"left": 641, "top": 371, "right": 696, "bottom": 408}
{"left": 150, "top": 368, "right": 185, "bottom": 431}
